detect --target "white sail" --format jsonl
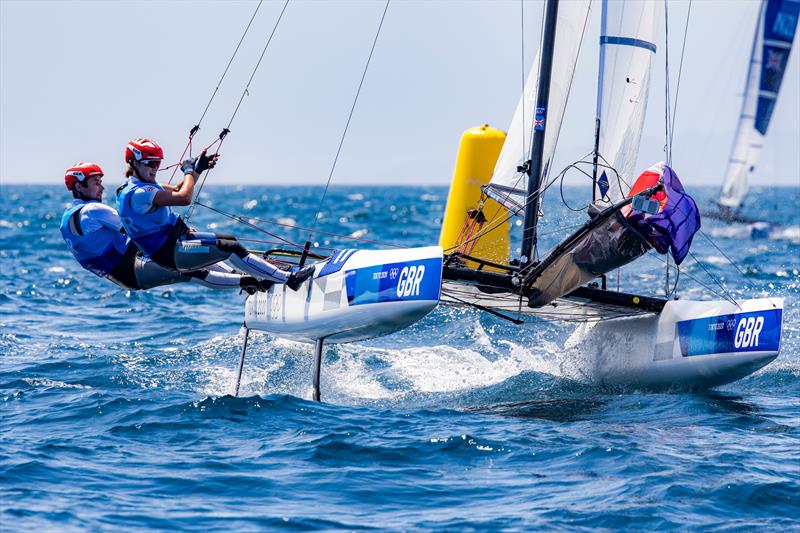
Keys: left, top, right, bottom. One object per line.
{"left": 486, "top": 0, "right": 592, "bottom": 212}
{"left": 719, "top": 2, "right": 766, "bottom": 209}
{"left": 720, "top": 0, "right": 799, "bottom": 210}
{"left": 594, "top": 0, "right": 660, "bottom": 202}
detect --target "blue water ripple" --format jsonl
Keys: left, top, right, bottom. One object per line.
{"left": 0, "top": 185, "right": 798, "bottom": 530}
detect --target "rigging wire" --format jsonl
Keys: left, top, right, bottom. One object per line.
{"left": 237, "top": 237, "right": 337, "bottom": 252}
{"left": 194, "top": 201, "right": 405, "bottom": 249}
{"left": 660, "top": 0, "right": 695, "bottom": 296}
{"left": 195, "top": 201, "right": 305, "bottom": 250}
{"left": 645, "top": 248, "right": 738, "bottom": 306}
{"left": 196, "top": 1, "right": 265, "bottom": 131}
{"left": 186, "top": 0, "right": 291, "bottom": 219}
{"left": 635, "top": 169, "right": 752, "bottom": 295}
{"left": 669, "top": 262, "right": 680, "bottom": 297}
{"left": 539, "top": 221, "right": 588, "bottom": 238}
{"left": 449, "top": 2, "right": 739, "bottom": 307}
{"left": 546, "top": 0, "right": 593, "bottom": 185}
{"left": 484, "top": 0, "right": 592, "bottom": 262}
{"left": 306, "top": 0, "right": 391, "bottom": 240}
{"left": 557, "top": 157, "right": 622, "bottom": 212}
{"left": 697, "top": 228, "right": 750, "bottom": 279}
{"left": 668, "top": 0, "right": 692, "bottom": 152}
{"left": 222, "top": 0, "right": 290, "bottom": 133}
{"left": 444, "top": 152, "right": 597, "bottom": 255}
{"left": 687, "top": 250, "right": 741, "bottom": 307}
{"left": 664, "top": 0, "right": 672, "bottom": 166}
{"left": 167, "top": 0, "right": 265, "bottom": 184}
{"left": 488, "top": 0, "right": 547, "bottom": 218}
{"left": 520, "top": 0, "right": 526, "bottom": 161}
{"left": 665, "top": 254, "right": 671, "bottom": 297}
{"left": 516, "top": 0, "right": 528, "bottom": 323}
{"left": 640, "top": 166, "right": 752, "bottom": 295}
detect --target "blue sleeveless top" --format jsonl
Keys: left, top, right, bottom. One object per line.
{"left": 60, "top": 200, "right": 129, "bottom": 277}
{"left": 116, "top": 178, "right": 179, "bottom": 257}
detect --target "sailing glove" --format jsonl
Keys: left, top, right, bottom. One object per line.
{"left": 195, "top": 150, "right": 218, "bottom": 174}
{"left": 181, "top": 150, "right": 219, "bottom": 176}
{"left": 181, "top": 157, "right": 198, "bottom": 175}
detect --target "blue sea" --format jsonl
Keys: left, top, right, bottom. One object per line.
{"left": 1, "top": 183, "right": 798, "bottom": 531}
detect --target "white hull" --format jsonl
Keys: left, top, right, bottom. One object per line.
{"left": 564, "top": 297, "right": 784, "bottom": 388}
{"left": 245, "top": 246, "right": 443, "bottom": 344}
{"left": 245, "top": 247, "right": 781, "bottom": 388}
{"left": 442, "top": 284, "right": 783, "bottom": 388}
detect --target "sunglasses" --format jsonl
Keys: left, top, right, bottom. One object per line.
{"left": 139, "top": 159, "right": 161, "bottom": 168}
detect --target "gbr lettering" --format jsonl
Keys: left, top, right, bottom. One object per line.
{"left": 734, "top": 316, "right": 764, "bottom": 349}
{"left": 396, "top": 265, "right": 425, "bottom": 298}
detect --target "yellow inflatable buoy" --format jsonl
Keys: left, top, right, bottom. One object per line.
{"left": 438, "top": 124, "right": 510, "bottom": 271}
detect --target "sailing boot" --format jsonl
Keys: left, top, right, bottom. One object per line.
{"left": 286, "top": 265, "right": 315, "bottom": 291}
{"left": 240, "top": 275, "right": 268, "bottom": 295}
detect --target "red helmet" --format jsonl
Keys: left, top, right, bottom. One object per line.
{"left": 125, "top": 137, "right": 164, "bottom": 163}
{"left": 65, "top": 162, "right": 104, "bottom": 191}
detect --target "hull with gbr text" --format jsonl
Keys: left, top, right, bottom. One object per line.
{"left": 565, "top": 297, "right": 784, "bottom": 388}
{"left": 245, "top": 247, "right": 443, "bottom": 343}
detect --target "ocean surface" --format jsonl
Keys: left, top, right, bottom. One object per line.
{"left": 1, "top": 183, "right": 798, "bottom": 531}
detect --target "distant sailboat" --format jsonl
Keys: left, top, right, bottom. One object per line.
{"left": 713, "top": 0, "right": 799, "bottom": 224}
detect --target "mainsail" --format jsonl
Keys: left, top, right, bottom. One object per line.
{"left": 594, "top": 0, "right": 660, "bottom": 202}
{"left": 484, "top": 0, "right": 591, "bottom": 214}
{"left": 447, "top": 0, "right": 700, "bottom": 311}
{"left": 520, "top": 0, "right": 666, "bottom": 307}
{"left": 719, "top": 0, "right": 799, "bottom": 210}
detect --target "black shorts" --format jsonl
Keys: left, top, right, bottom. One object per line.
{"left": 106, "top": 242, "right": 141, "bottom": 290}
{"left": 150, "top": 218, "right": 190, "bottom": 270}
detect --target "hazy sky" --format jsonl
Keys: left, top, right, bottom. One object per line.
{"left": 1, "top": 0, "right": 798, "bottom": 188}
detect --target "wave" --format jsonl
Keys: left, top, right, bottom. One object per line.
{"left": 770, "top": 225, "right": 800, "bottom": 244}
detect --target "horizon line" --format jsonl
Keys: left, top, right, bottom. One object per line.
{"left": 1, "top": 179, "right": 799, "bottom": 188}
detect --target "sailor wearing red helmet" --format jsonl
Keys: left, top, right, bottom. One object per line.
{"left": 116, "top": 138, "right": 313, "bottom": 290}
{"left": 60, "top": 162, "right": 264, "bottom": 292}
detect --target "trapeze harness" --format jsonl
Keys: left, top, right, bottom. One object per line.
{"left": 60, "top": 198, "right": 252, "bottom": 291}
{"left": 59, "top": 199, "right": 141, "bottom": 289}
{"left": 116, "top": 178, "right": 180, "bottom": 259}
{"left": 116, "top": 177, "right": 289, "bottom": 282}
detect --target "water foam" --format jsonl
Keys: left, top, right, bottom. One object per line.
{"left": 23, "top": 377, "right": 92, "bottom": 389}
{"left": 770, "top": 225, "right": 800, "bottom": 244}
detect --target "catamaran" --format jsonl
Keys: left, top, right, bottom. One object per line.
{"left": 227, "top": 0, "right": 784, "bottom": 401}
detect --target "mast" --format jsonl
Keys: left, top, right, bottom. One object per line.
{"left": 521, "top": 0, "right": 559, "bottom": 263}
{"left": 592, "top": 0, "right": 608, "bottom": 202}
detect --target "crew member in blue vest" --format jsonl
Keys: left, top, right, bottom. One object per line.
{"left": 60, "top": 162, "right": 264, "bottom": 292}
{"left": 116, "top": 138, "right": 313, "bottom": 291}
